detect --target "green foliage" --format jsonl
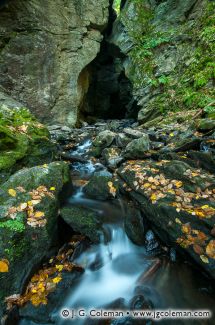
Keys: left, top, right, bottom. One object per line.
{"left": 158, "top": 75, "right": 170, "bottom": 85}
{"left": 0, "top": 219, "right": 25, "bottom": 233}
{"left": 204, "top": 103, "right": 215, "bottom": 114}
{"left": 113, "top": 0, "right": 121, "bottom": 15}
{"left": 118, "top": 0, "right": 215, "bottom": 116}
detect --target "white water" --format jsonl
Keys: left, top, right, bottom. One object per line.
{"left": 56, "top": 223, "right": 154, "bottom": 325}
{"left": 20, "top": 138, "right": 215, "bottom": 325}
{"left": 72, "top": 139, "right": 92, "bottom": 156}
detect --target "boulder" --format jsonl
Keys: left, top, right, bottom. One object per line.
{"left": 0, "top": 161, "right": 70, "bottom": 317}
{"left": 117, "top": 159, "right": 215, "bottom": 279}
{"left": 83, "top": 175, "right": 118, "bottom": 200}
{"left": 116, "top": 133, "right": 131, "bottom": 148}
{"left": 93, "top": 130, "right": 116, "bottom": 148}
{"left": 124, "top": 207, "right": 145, "bottom": 245}
{"left": 0, "top": 103, "right": 57, "bottom": 184}
{"left": 123, "top": 128, "right": 145, "bottom": 139}
{"left": 123, "top": 135, "right": 150, "bottom": 159}
{"left": 196, "top": 118, "right": 215, "bottom": 132}
{"left": 102, "top": 147, "right": 123, "bottom": 169}
{"left": 61, "top": 206, "right": 102, "bottom": 243}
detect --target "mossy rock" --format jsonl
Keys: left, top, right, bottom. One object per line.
{"left": 0, "top": 105, "right": 57, "bottom": 183}
{"left": 123, "top": 134, "right": 150, "bottom": 159}
{"left": 196, "top": 118, "right": 215, "bottom": 132}
{"left": 84, "top": 175, "right": 118, "bottom": 200}
{"left": 117, "top": 159, "right": 215, "bottom": 279}
{"left": 61, "top": 206, "right": 102, "bottom": 243}
{"left": 0, "top": 161, "right": 70, "bottom": 317}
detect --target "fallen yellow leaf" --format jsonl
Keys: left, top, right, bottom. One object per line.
{"left": 55, "top": 265, "right": 64, "bottom": 272}
{"left": 200, "top": 255, "right": 209, "bottom": 264}
{"left": 0, "top": 259, "right": 9, "bottom": 273}
{"left": 175, "top": 181, "right": 183, "bottom": 188}
{"left": 34, "top": 211, "right": 45, "bottom": 218}
{"left": 8, "top": 189, "right": 17, "bottom": 197}
{"left": 201, "top": 205, "right": 209, "bottom": 209}
{"left": 150, "top": 194, "right": 157, "bottom": 201}
{"left": 52, "top": 276, "right": 62, "bottom": 284}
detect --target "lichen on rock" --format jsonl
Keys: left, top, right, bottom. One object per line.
{"left": 109, "top": 0, "right": 215, "bottom": 125}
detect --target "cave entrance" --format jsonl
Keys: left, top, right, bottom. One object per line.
{"left": 79, "top": 37, "right": 138, "bottom": 123}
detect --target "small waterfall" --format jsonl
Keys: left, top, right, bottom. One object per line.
{"left": 20, "top": 137, "right": 215, "bottom": 325}
{"left": 56, "top": 223, "right": 152, "bottom": 325}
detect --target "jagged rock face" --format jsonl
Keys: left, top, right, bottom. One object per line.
{"left": 109, "top": 0, "right": 215, "bottom": 125}
{"left": 0, "top": 0, "right": 109, "bottom": 126}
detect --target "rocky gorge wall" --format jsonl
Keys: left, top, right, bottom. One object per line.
{"left": 0, "top": 0, "right": 109, "bottom": 126}
{"left": 109, "top": 0, "right": 215, "bottom": 125}
{"left": 0, "top": 0, "right": 214, "bottom": 126}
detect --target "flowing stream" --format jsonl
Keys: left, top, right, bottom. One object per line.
{"left": 51, "top": 139, "right": 215, "bottom": 325}
{"left": 20, "top": 139, "right": 215, "bottom": 325}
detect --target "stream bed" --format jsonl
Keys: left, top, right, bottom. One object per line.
{"left": 20, "top": 138, "right": 215, "bottom": 325}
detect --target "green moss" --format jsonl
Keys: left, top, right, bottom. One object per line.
{"left": 119, "top": 0, "right": 215, "bottom": 118}
{"left": 0, "top": 219, "right": 25, "bottom": 233}
{"left": 0, "top": 105, "right": 56, "bottom": 180}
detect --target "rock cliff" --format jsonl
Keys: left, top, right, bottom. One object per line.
{"left": 109, "top": 0, "right": 215, "bottom": 125}
{"left": 0, "top": 0, "right": 109, "bottom": 126}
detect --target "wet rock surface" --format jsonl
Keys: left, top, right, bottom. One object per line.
{"left": 0, "top": 161, "right": 70, "bottom": 317}
{"left": 59, "top": 116, "right": 215, "bottom": 279}
{"left": 61, "top": 206, "right": 102, "bottom": 243}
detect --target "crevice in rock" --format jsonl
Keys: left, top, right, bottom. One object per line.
{"left": 78, "top": 0, "right": 138, "bottom": 124}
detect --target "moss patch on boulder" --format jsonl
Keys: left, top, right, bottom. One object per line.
{"left": 0, "top": 105, "right": 57, "bottom": 183}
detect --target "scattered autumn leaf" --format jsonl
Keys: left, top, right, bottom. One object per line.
{"left": 200, "top": 255, "right": 209, "bottom": 264}
{"left": 34, "top": 211, "right": 45, "bottom": 219}
{"left": 206, "top": 240, "right": 215, "bottom": 259}
{"left": 8, "top": 189, "right": 17, "bottom": 197}
{"left": 0, "top": 259, "right": 9, "bottom": 273}
{"left": 193, "top": 244, "right": 204, "bottom": 255}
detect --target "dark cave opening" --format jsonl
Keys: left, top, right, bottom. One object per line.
{"left": 78, "top": 0, "right": 138, "bottom": 123}
{"left": 79, "top": 40, "right": 138, "bottom": 123}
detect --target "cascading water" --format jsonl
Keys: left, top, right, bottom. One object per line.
{"left": 20, "top": 138, "right": 215, "bottom": 325}
{"left": 56, "top": 225, "right": 156, "bottom": 325}
{"left": 50, "top": 139, "right": 215, "bottom": 325}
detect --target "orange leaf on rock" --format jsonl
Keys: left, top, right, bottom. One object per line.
{"left": 193, "top": 244, "right": 204, "bottom": 255}
{"left": 182, "top": 224, "right": 191, "bottom": 235}
{"left": 211, "top": 227, "right": 215, "bottom": 237}
{"left": 206, "top": 240, "right": 215, "bottom": 259}
{"left": 0, "top": 259, "right": 9, "bottom": 272}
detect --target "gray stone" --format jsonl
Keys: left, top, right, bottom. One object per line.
{"left": 61, "top": 126, "right": 72, "bottom": 133}
{"left": 116, "top": 133, "right": 131, "bottom": 148}
{"left": 48, "top": 125, "right": 62, "bottom": 131}
{"left": 124, "top": 207, "right": 145, "bottom": 245}
{"left": 102, "top": 147, "right": 123, "bottom": 169}
{"left": 0, "top": 0, "right": 109, "bottom": 126}
{"left": 123, "top": 134, "right": 150, "bottom": 159}
{"left": 93, "top": 130, "right": 116, "bottom": 148}
{"left": 123, "top": 128, "right": 145, "bottom": 139}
